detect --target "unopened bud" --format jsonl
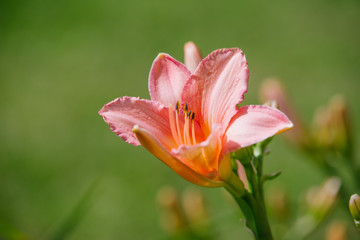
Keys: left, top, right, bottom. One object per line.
{"left": 263, "top": 99, "right": 279, "bottom": 109}
{"left": 267, "top": 186, "right": 290, "bottom": 222}
{"left": 184, "top": 41, "right": 202, "bottom": 73}
{"left": 311, "top": 95, "right": 352, "bottom": 156}
{"left": 328, "top": 95, "right": 352, "bottom": 156}
{"left": 349, "top": 194, "right": 360, "bottom": 222}
{"left": 182, "top": 188, "right": 207, "bottom": 223}
{"left": 236, "top": 161, "right": 249, "bottom": 190}
{"left": 259, "top": 78, "right": 307, "bottom": 147}
{"left": 306, "top": 177, "right": 341, "bottom": 220}
{"left": 156, "top": 186, "right": 186, "bottom": 233}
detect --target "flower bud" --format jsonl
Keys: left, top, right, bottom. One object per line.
{"left": 306, "top": 177, "right": 341, "bottom": 220}
{"left": 267, "top": 186, "right": 290, "bottom": 222}
{"left": 182, "top": 188, "right": 208, "bottom": 224}
{"left": 259, "top": 78, "right": 307, "bottom": 147}
{"left": 182, "top": 187, "right": 211, "bottom": 237}
{"left": 311, "top": 95, "right": 352, "bottom": 157}
{"left": 328, "top": 95, "right": 352, "bottom": 156}
{"left": 184, "top": 41, "right": 202, "bottom": 73}
{"left": 349, "top": 194, "right": 360, "bottom": 222}
{"left": 156, "top": 186, "right": 186, "bottom": 233}
{"left": 263, "top": 99, "right": 279, "bottom": 109}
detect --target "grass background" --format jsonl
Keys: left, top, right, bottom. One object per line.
{"left": 1, "top": 0, "right": 359, "bottom": 239}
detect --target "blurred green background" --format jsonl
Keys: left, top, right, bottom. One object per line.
{"left": 1, "top": 0, "right": 359, "bottom": 239}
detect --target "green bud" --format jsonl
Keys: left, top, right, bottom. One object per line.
{"left": 349, "top": 194, "right": 360, "bottom": 222}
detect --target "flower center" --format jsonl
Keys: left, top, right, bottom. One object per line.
{"left": 168, "top": 102, "right": 197, "bottom": 146}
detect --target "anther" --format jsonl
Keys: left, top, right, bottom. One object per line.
{"left": 184, "top": 102, "right": 188, "bottom": 112}
{"left": 175, "top": 101, "right": 179, "bottom": 111}
{"left": 187, "top": 110, "right": 192, "bottom": 118}
{"left": 191, "top": 112, "right": 195, "bottom": 120}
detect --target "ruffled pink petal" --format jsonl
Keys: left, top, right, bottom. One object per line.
{"left": 133, "top": 126, "right": 224, "bottom": 187}
{"left": 181, "top": 48, "right": 249, "bottom": 131}
{"left": 149, "top": 53, "right": 191, "bottom": 106}
{"left": 171, "top": 124, "right": 222, "bottom": 179}
{"left": 222, "top": 105, "right": 293, "bottom": 155}
{"left": 184, "top": 41, "right": 202, "bottom": 73}
{"left": 99, "top": 96, "right": 175, "bottom": 148}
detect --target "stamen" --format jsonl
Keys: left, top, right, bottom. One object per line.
{"left": 168, "top": 106, "right": 181, "bottom": 146}
{"left": 187, "top": 110, "right": 192, "bottom": 118}
{"left": 170, "top": 101, "right": 197, "bottom": 146}
{"left": 175, "top": 102, "right": 182, "bottom": 144}
{"left": 183, "top": 110, "right": 191, "bottom": 144}
{"left": 191, "top": 112, "right": 196, "bottom": 144}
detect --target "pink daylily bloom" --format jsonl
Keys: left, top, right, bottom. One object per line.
{"left": 99, "top": 47, "right": 293, "bottom": 187}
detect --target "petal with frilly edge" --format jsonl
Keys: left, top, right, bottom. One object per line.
{"left": 182, "top": 48, "right": 249, "bottom": 130}
{"left": 222, "top": 105, "right": 293, "bottom": 155}
{"left": 133, "top": 126, "right": 224, "bottom": 187}
{"left": 171, "top": 124, "right": 222, "bottom": 179}
{"left": 149, "top": 53, "right": 191, "bottom": 106}
{"left": 99, "top": 96, "right": 175, "bottom": 148}
{"left": 184, "top": 41, "right": 202, "bottom": 73}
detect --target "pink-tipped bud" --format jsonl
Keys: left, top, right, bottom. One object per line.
{"left": 306, "top": 177, "right": 341, "bottom": 220}
{"left": 184, "top": 41, "right": 202, "bottom": 73}
{"left": 259, "top": 78, "right": 307, "bottom": 147}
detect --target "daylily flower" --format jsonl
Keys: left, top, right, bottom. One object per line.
{"left": 99, "top": 45, "right": 293, "bottom": 188}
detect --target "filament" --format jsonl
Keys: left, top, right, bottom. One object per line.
{"left": 168, "top": 106, "right": 181, "bottom": 145}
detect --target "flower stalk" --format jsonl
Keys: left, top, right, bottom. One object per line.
{"left": 225, "top": 141, "right": 275, "bottom": 240}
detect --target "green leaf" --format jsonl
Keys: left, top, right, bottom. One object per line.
{"left": 262, "top": 171, "right": 282, "bottom": 182}
{"left": 50, "top": 179, "right": 100, "bottom": 240}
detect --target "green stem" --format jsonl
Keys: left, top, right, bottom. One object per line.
{"left": 250, "top": 194, "right": 273, "bottom": 240}
{"left": 225, "top": 186, "right": 274, "bottom": 240}
{"left": 228, "top": 142, "right": 274, "bottom": 239}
